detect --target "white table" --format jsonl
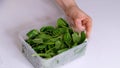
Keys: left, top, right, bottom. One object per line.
{"left": 0, "top": 0, "right": 120, "bottom": 68}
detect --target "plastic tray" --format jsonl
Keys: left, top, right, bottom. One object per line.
{"left": 19, "top": 17, "right": 87, "bottom": 68}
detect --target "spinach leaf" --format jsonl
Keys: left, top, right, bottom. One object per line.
{"left": 79, "top": 31, "right": 86, "bottom": 44}
{"left": 37, "top": 33, "right": 51, "bottom": 40}
{"left": 32, "top": 38, "right": 43, "bottom": 44}
{"left": 27, "top": 29, "right": 39, "bottom": 38}
{"left": 63, "top": 32, "right": 72, "bottom": 48}
{"left": 40, "top": 26, "right": 54, "bottom": 32}
{"left": 57, "top": 48, "right": 69, "bottom": 54}
{"left": 72, "top": 32, "right": 80, "bottom": 43}
{"left": 33, "top": 45, "right": 47, "bottom": 50}
{"left": 55, "top": 40, "right": 62, "bottom": 49}
{"left": 53, "top": 28, "right": 67, "bottom": 36}
{"left": 26, "top": 18, "right": 86, "bottom": 59}
{"left": 57, "top": 18, "right": 68, "bottom": 28}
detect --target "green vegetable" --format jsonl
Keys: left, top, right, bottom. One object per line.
{"left": 33, "top": 45, "right": 47, "bottom": 50}
{"left": 37, "top": 33, "right": 51, "bottom": 39}
{"left": 57, "top": 18, "right": 68, "bottom": 28}
{"left": 64, "top": 32, "right": 72, "bottom": 48}
{"left": 57, "top": 48, "right": 69, "bottom": 54}
{"left": 26, "top": 18, "right": 86, "bottom": 59}
{"left": 55, "top": 40, "right": 62, "bottom": 49}
{"left": 40, "top": 26, "right": 54, "bottom": 35}
{"left": 27, "top": 29, "right": 39, "bottom": 38}
{"left": 53, "top": 28, "right": 67, "bottom": 36}
{"left": 40, "top": 26, "right": 54, "bottom": 32}
{"left": 33, "top": 53, "right": 51, "bottom": 58}
{"left": 79, "top": 31, "right": 86, "bottom": 44}
{"left": 32, "top": 38, "right": 43, "bottom": 44}
{"left": 72, "top": 32, "right": 80, "bottom": 43}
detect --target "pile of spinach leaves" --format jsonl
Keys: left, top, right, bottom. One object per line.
{"left": 26, "top": 18, "right": 86, "bottom": 59}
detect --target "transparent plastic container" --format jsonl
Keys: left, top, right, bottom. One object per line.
{"left": 19, "top": 16, "right": 87, "bottom": 68}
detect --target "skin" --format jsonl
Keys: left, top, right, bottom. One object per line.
{"left": 56, "top": 0, "right": 92, "bottom": 38}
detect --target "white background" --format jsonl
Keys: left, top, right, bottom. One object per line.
{"left": 0, "top": 0, "right": 120, "bottom": 68}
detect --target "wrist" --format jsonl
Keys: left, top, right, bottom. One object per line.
{"left": 56, "top": 0, "right": 77, "bottom": 11}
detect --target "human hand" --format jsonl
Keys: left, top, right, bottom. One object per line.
{"left": 56, "top": 0, "right": 92, "bottom": 38}
{"left": 65, "top": 6, "right": 92, "bottom": 38}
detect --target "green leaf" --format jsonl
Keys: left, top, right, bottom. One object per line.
{"left": 48, "top": 52, "right": 56, "bottom": 56}
{"left": 55, "top": 40, "right": 62, "bottom": 49}
{"left": 64, "top": 33, "right": 72, "bottom": 42}
{"left": 37, "top": 33, "right": 52, "bottom": 39}
{"left": 32, "top": 38, "right": 43, "bottom": 44}
{"left": 27, "top": 29, "right": 39, "bottom": 38}
{"left": 53, "top": 28, "right": 67, "bottom": 37}
{"left": 60, "top": 43, "right": 66, "bottom": 49}
{"left": 40, "top": 26, "right": 55, "bottom": 36}
{"left": 79, "top": 31, "right": 86, "bottom": 44}
{"left": 33, "top": 45, "right": 47, "bottom": 50}
{"left": 40, "top": 26, "right": 54, "bottom": 32}
{"left": 72, "top": 32, "right": 80, "bottom": 43}
{"left": 44, "top": 42, "right": 54, "bottom": 45}
{"left": 72, "top": 43, "right": 78, "bottom": 48}
{"left": 69, "top": 28, "right": 73, "bottom": 34}
{"left": 49, "top": 38, "right": 58, "bottom": 42}
{"left": 33, "top": 53, "right": 51, "bottom": 58}
{"left": 25, "top": 39, "right": 34, "bottom": 45}
{"left": 57, "top": 18, "right": 69, "bottom": 28}
{"left": 48, "top": 45, "right": 52, "bottom": 49}
{"left": 63, "top": 32, "right": 72, "bottom": 48}
{"left": 57, "top": 48, "right": 68, "bottom": 54}
{"left": 46, "top": 47, "right": 55, "bottom": 53}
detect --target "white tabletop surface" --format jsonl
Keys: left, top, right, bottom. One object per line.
{"left": 0, "top": 0, "right": 120, "bottom": 68}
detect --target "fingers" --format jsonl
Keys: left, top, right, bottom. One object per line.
{"left": 64, "top": 6, "right": 92, "bottom": 38}
{"left": 75, "top": 19, "right": 85, "bottom": 32}
{"left": 74, "top": 18, "right": 92, "bottom": 38}
{"left": 84, "top": 18, "right": 92, "bottom": 38}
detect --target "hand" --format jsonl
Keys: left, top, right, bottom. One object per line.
{"left": 56, "top": 0, "right": 92, "bottom": 38}
{"left": 65, "top": 6, "right": 92, "bottom": 38}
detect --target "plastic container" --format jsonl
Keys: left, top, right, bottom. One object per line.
{"left": 19, "top": 16, "right": 87, "bottom": 68}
